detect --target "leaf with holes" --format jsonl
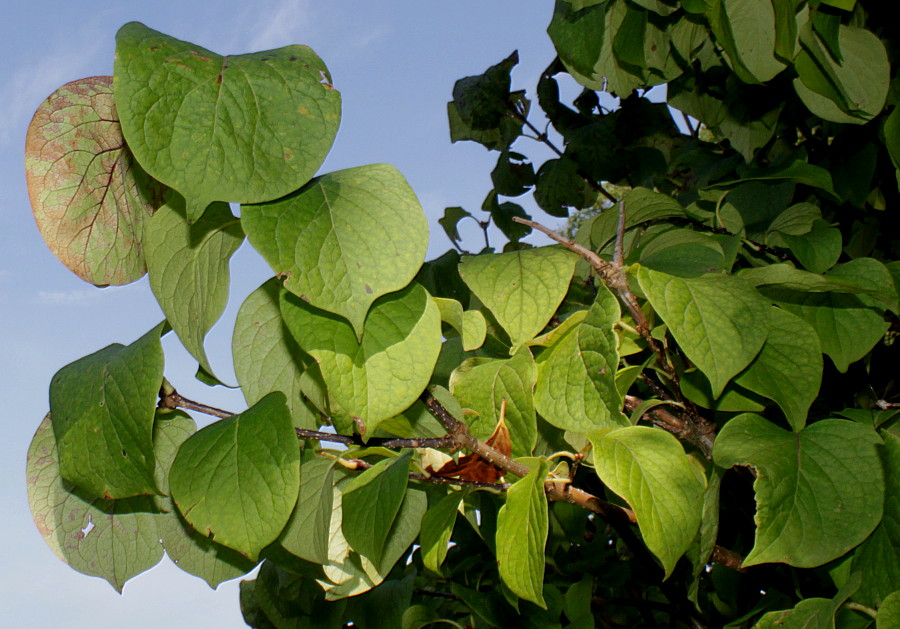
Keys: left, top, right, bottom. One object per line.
{"left": 114, "top": 21, "right": 340, "bottom": 219}
{"left": 49, "top": 322, "right": 165, "bottom": 499}
{"left": 24, "top": 76, "right": 165, "bottom": 286}
{"left": 145, "top": 194, "right": 243, "bottom": 377}
{"left": 244, "top": 164, "right": 428, "bottom": 337}
{"left": 590, "top": 426, "right": 705, "bottom": 577}
{"left": 169, "top": 392, "right": 300, "bottom": 560}
{"left": 26, "top": 414, "right": 163, "bottom": 592}
{"left": 713, "top": 415, "right": 883, "bottom": 567}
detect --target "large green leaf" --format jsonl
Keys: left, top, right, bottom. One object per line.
{"left": 794, "top": 24, "right": 889, "bottom": 124}
{"left": 341, "top": 452, "right": 410, "bottom": 564}
{"left": 845, "top": 432, "right": 900, "bottom": 608}
{"left": 449, "top": 350, "right": 538, "bottom": 457}
{"left": 547, "top": 0, "right": 607, "bottom": 79}
{"left": 145, "top": 195, "right": 243, "bottom": 377}
{"left": 232, "top": 279, "right": 319, "bottom": 430}
{"left": 764, "top": 260, "right": 895, "bottom": 372}
{"left": 879, "top": 591, "right": 900, "bottom": 629}
{"left": 496, "top": 459, "right": 549, "bottom": 608}
{"left": 280, "top": 283, "right": 441, "bottom": 436}
{"left": 153, "top": 410, "right": 257, "bottom": 587}
{"left": 114, "top": 22, "right": 340, "bottom": 219}
{"left": 459, "top": 247, "right": 578, "bottom": 350}
{"left": 24, "top": 76, "right": 165, "bottom": 286}
{"left": 169, "top": 392, "right": 300, "bottom": 560}
{"left": 534, "top": 284, "right": 627, "bottom": 433}
{"left": 278, "top": 452, "right": 336, "bottom": 564}
{"left": 735, "top": 306, "right": 822, "bottom": 432}
{"left": 590, "top": 426, "right": 705, "bottom": 578}
{"left": 713, "top": 415, "right": 883, "bottom": 567}
{"left": 706, "top": 0, "right": 785, "bottom": 83}
{"left": 243, "top": 164, "right": 428, "bottom": 337}
{"left": 50, "top": 322, "right": 165, "bottom": 499}
{"left": 26, "top": 414, "right": 163, "bottom": 592}
{"left": 636, "top": 266, "right": 769, "bottom": 397}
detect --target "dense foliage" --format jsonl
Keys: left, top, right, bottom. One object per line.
{"left": 24, "top": 2, "right": 900, "bottom": 627}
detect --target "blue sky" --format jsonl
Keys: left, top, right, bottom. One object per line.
{"left": 0, "top": 1, "right": 564, "bottom": 626}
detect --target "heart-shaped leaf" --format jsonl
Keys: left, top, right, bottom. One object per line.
{"left": 50, "top": 322, "right": 166, "bottom": 499}
{"left": 590, "top": 426, "right": 705, "bottom": 578}
{"left": 459, "top": 246, "right": 578, "bottom": 350}
{"left": 713, "top": 414, "right": 883, "bottom": 567}
{"left": 26, "top": 414, "right": 163, "bottom": 592}
{"left": 144, "top": 195, "right": 243, "bottom": 377}
{"left": 244, "top": 164, "right": 428, "bottom": 337}
{"left": 169, "top": 392, "right": 300, "bottom": 560}
{"left": 25, "top": 76, "right": 165, "bottom": 286}
{"left": 636, "top": 266, "right": 769, "bottom": 397}
{"left": 114, "top": 22, "right": 340, "bottom": 219}
{"left": 280, "top": 283, "right": 441, "bottom": 435}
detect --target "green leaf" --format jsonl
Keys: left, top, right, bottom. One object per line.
{"left": 740, "top": 259, "right": 898, "bottom": 311}
{"left": 706, "top": 0, "right": 786, "bottom": 83}
{"left": 420, "top": 491, "right": 462, "bottom": 575}
{"left": 434, "top": 297, "right": 487, "bottom": 351}
{"left": 438, "top": 206, "right": 473, "bottom": 246}
{"left": 280, "top": 283, "right": 441, "bottom": 436}
{"left": 636, "top": 266, "right": 769, "bottom": 397}
{"left": 278, "top": 452, "right": 337, "bottom": 564}
{"left": 781, "top": 221, "right": 842, "bottom": 274}
{"left": 547, "top": 0, "right": 607, "bottom": 79}
{"left": 232, "top": 279, "right": 319, "bottom": 430}
{"left": 341, "top": 452, "right": 410, "bottom": 565}
{"left": 452, "top": 51, "right": 519, "bottom": 131}
{"left": 765, "top": 260, "right": 895, "bottom": 372}
{"left": 447, "top": 91, "right": 529, "bottom": 151}
{"left": 169, "top": 392, "right": 300, "bottom": 560}
{"left": 709, "top": 160, "right": 837, "bottom": 198}
{"left": 753, "top": 598, "right": 837, "bottom": 629}
{"left": 243, "top": 164, "right": 428, "bottom": 338}
{"left": 24, "top": 76, "right": 165, "bottom": 286}
{"left": 450, "top": 350, "right": 538, "bottom": 457}
{"left": 713, "top": 415, "right": 883, "bottom": 567}
{"left": 496, "top": 459, "right": 549, "bottom": 607}
{"left": 492, "top": 151, "right": 536, "bottom": 197}
{"left": 154, "top": 411, "right": 257, "bottom": 587}
{"left": 532, "top": 158, "right": 597, "bottom": 217}
{"left": 638, "top": 229, "right": 727, "bottom": 278}
{"left": 145, "top": 194, "right": 243, "bottom": 377}
{"left": 114, "top": 22, "right": 340, "bottom": 218}
{"left": 534, "top": 284, "right": 627, "bottom": 432}
{"left": 26, "top": 414, "right": 163, "bottom": 592}
{"left": 735, "top": 307, "right": 822, "bottom": 432}
{"left": 50, "top": 322, "right": 165, "bottom": 499}
{"left": 879, "top": 591, "right": 900, "bottom": 629}
{"left": 590, "top": 187, "right": 686, "bottom": 250}
{"left": 794, "top": 25, "right": 889, "bottom": 124}
{"left": 688, "top": 465, "right": 723, "bottom": 607}
{"left": 459, "top": 246, "right": 578, "bottom": 350}
{"left": 845, "top": 432, "right": 900, "bottom": 608}
{"left": 590, "top": 426, "right": 705, "bottom": 577}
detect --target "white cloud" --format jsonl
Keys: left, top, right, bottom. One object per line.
{"left": 244, "top": 0, "right": 314, "bottom": 52}
{"left": 37, "top": 289, "right": 103, "bottom": 305}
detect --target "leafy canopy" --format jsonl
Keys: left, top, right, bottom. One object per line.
{"left": 24, "top": 4, "right": 900, "bottom": 627}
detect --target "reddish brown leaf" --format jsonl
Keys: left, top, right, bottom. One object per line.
{"left": 429, "top": 416, "right": 512, "bottom": 483}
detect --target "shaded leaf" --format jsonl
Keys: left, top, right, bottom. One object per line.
{"left": 50, "top": 322, "right": 165, "bottom": 499}
{"left": 279, "top": 452, "right": 337, "bottom": 565}
{"left": 115, "top": 22, "right": 340, "bottom": 218}
{"left": 419, "top": 491, "right": 462, "bottom": 575}
{"left": 145, "top": 194, "right": 243, "bottom": 377}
